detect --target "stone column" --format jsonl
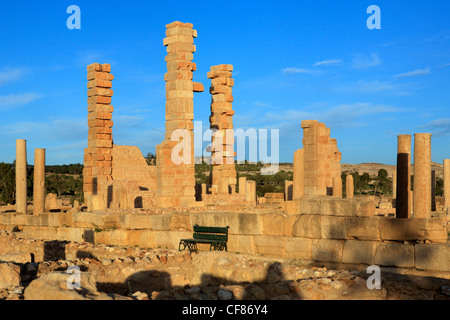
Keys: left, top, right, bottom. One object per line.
{"left": 392, "top": 172, "right": 397, "bottom": 199}
{"left": 84, "top": 63, "right": 114, "bottom": 210}
{"left": 245, "top": 180, "right": 256, "bottom": 205}
{"left": 285, "top": 180, "right": 293, "bottom": 201}
{"left": 293, "top": 149, "right": 304, "bottom": 199}
{"left": 156, "top": 21, "right": 203, "bottom": 207}
{"left": 346, "top": 174, "right": 354, "bottom": 199}
{"left": 209, "top": 64, "right": 236, "bottom": 194}
{"left": 33, "top": 149, "right": 45, "bottom": 215}
{"left": 15, "top": 139, "right": 27, "bottom": 214}
{"left": 396, "top": 135, "right": 411, "bottom": 218}
{"left": 332, "top": 175, "right": 342, "bottom": 198}
{"left": 444, "top": 159, "right": 450, "bottom": 212}
{"left": 413, "top": 133, "right": 432, "bottom": 218}
{"left": 239, "top": 177, "right": 247, "bottom": 196}
{"left": 431, "top": 170, "right": 436, "bottom": 212}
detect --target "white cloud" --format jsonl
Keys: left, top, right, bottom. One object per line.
{"left": 394, "top": 68, "right": 431, "bottom": 78}
{"left": 330, "top": 80, "right": 400, "bottom": 94}
{"left": 239, "top": 102, "right": 403, "bottom": 131}
{"left": 0, "top": 93, "right": 42, "bottom": 109}
{"left": 351, "top": 53, "right": 381, "bottom": 69}
{"left": 281, "top": 67, "right": 315, "bottom": 75}
{"left": 421, "top": 118, "right": 450, "bottom": 136}
{"left": 0, "top": 68, "right": 26, "bottom": 86}
{"left": 313, "top": 59, "right": 343, "bottom": 67}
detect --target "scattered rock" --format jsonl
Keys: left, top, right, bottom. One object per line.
{"left": 440, "top": 286, "right": 450, "bottom": 297}
{"left": 248, "top": 285, "right": 265, "bottom": 300}
{"left": 218, "top": 289, "right": 232, "bottom": 300}
{"left": 0, "top": 252, "right": 31, "bottom": 264}
{"left": 271, "top": 294, "right": 291, "bottom": 300}
{"left": 0, "top": 263, "right": 21, "bottom": 290}
{"left": 23, "top": 272, "right": 98, "bottom": 300}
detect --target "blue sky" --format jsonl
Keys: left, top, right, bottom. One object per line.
{"left": 0, "top": 0, "right": 449, "bottom": 165}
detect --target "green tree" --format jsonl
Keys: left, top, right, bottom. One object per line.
{"left": 0, "top": 163, "right": 15, "bottom": 204}
{"left": 145, "top": 152, "right": 156, "bottom": 166}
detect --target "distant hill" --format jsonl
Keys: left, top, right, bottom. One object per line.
{"left": 277, "top": 162, "right": 444, "bottom": 179}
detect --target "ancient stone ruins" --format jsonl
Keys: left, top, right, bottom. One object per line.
{"left": 0, "top": 21, "right": 449, "bottom": 300}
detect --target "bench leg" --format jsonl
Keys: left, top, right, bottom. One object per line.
{"left": 187, "top": 242, "right": 197, "bottom": 253}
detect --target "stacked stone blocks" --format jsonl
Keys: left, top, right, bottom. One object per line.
{"left": 208, "top": 64, "right": 236, "bottom": 193}
{"left": 301, "top": 120, "right": 342, "bottom": 197}
{"left": 156, "top": 22, "right": 202, "bottom": 207}
{"left": 83, "top": 63, "right": 114, "bottom": 207}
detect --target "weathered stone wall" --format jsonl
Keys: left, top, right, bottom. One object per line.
{"left": 0, "top": 198, "right": 448, "bottom": 272}
{"left": 110, "top": 145, "right": 157, "bottom": 209}
{"left": 301, "top": 120, "right": 342, "bottom": 197}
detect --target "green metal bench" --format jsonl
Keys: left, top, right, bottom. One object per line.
{"left": 179, "top": 225, "right": 229, "bottom": 253}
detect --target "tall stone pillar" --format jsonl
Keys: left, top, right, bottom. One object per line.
{"left": 346, "top": 174, "right": 354, "bottom": 199}
{"left": 245, "top": 180, "right": 256, "bottom": 205}
{"left": 84, "top": 63, "right": 114, "bottom": 210}
{"left": 285, "top": 180, "right": 293, "bottom": 201}
{"left": 156, "top": 21, "right": 203, "bottom": 207}
{"left": 392, "top": 172, "right": 397, "bottom": 199}
{"left": 239, "top": 177, "right": 247, "bottom": 196}
{"left": 332, "top": 175, "right": 342, "bottom": 198}
{"left": 209, "top": 64, "right": 236, "bottom": 194}
{"left": 293, "top": 149, "right": 304, "bottom": 199}
{"left": 444, "top": 159, "right": 450, "bottom": 212}
{"left": 15, "top": 139, "right": 27, "bottom": 214}
{"left": 33, "top": 149, "right": 45, "bottom": 215}
{"left": 431, "top": 170, "right": 436, "bottom": 212}
{"left": 396, "top": 135, "right": 411, "bottom": 218}
{"left": 413, "top": 133, "right": 432, "bottom": 218}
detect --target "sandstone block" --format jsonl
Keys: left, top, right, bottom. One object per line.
{"left": 345, "top": 217, "right": 380, "bottom": 241}
{"left": 321, "top": 216, "right": 347, "bottom": 240}
{"left": 342, "top": 240, "right": 377, "bottom": 265}
{"left": 374, "top": 242, "right": 414, "bottom": 268}
{"left": 261, "top": 214, "right": 296, "bottom": 237}
{"left": 311, "top": 239, "right": 344, "bottom": 262}
{"left": 415, "top": 243, "right": 450, "bottom": 272}
{"left": 285, "top": 237, "right": 312, "bottom": 260}
{"left": 227, "top": 235, "right": 255, "bottom": 254}
{"left": 254, "top": 236, "right": 286, "bottom": 257}
{"left": 292, "top": 214, "right": 321, "bottom": 239}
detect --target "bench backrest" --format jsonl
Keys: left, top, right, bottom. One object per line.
{"left": 193, "top": 225, "right": 229, "bottom": 242}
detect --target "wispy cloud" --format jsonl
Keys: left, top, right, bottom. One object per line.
{"left": 0, "top": 118, "right": 86, "bottom": 141}
{"left": 239, "top": 102, "right": 403, "bottom": 131}
{"left": 0, "top": 93, "right": 42, "bottom": 110}
{"left": 351, "top": 53, "right": 381, "bottom": 69}
{"left": 330, "top": 80, "right": 400, "bottom": 94}
{"left": 0, "top": 68, "right": 26, "bottom": 87}
{"left": 281, "top": 67, "right": 316, "bottom": 75}
{"left": 394, "top": 67, "right": 431, "bottom": 78}
{"left": 313, "top": 59, "right": 342, "bottom": 67}
{"left": 436, "top": 63, "right": 450, "bottom": 69}
{"left": 420, "top": 118, "right": 450, "bottom": 136}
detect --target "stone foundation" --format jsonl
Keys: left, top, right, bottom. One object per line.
{"left": 1, "top": 197, "right": 448, "bottom": 272}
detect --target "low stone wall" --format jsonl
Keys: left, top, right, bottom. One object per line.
{"left": 0, "top": 197, "right": 448, "bottom": 272}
